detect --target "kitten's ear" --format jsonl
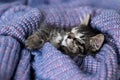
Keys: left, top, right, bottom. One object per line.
{"left": 80, "top": 14, "right": 91, "bottom": 26}
{"left": 90, "top": 34, "right": 104, "bottom": 51}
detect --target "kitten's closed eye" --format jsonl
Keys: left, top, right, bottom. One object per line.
{"left": 67, "top": 32, "right": 74, "bottom": 38}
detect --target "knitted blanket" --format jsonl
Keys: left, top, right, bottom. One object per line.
{"left": 0, "top": 0, "right": 120, "bottom": 80}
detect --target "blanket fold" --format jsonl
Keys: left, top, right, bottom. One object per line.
{"left": 0, "top": 6, "right": 43, "bottom": 43}
{"left": 0, "top": 36, "right": 20, "bottom": 80}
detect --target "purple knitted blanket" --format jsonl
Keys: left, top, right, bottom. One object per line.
{"left": 0, "top": 0, "right": 120, "bottom": 80}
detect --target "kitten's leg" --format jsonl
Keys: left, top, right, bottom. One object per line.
{"left": 25, "top": 23, "right": 52, "bottom": 50}
{"left": 25, "top": 33, "right": 44, "bottom": 50}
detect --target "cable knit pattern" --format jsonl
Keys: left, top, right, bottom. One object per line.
{"left": 0, "top": 36, "right": 20, "bottom": 80}
{"left": 32, "top": 43, "right": 84, "bottom": 80}
{"left": 0, "top": 6, "right": 43, "bottom": 43}
{"left": 0, "top": 0, "right": 119, "bottom": 80}
{"left": 14, "top": 49, "right": 31, "bottom": 80}
{"left": 44, "top": 7, "right": 93, "bottom": 28}
{"left": 33, "top": 43, "right": 117, "bottom": 80}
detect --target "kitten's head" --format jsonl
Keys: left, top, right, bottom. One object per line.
{"left": 61, "top": 15, "right": 104, "bottom": 57}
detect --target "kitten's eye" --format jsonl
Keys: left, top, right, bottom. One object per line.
{"left": 73, "top": 38, "right": 76, "bottom": 40}
{"left": 67, "top": 35, "right": 72, "bottom": 39}
{"left": 67, "top": 33, "right": 75, "bottom": 39}
{"left": 80, "top": 35, "right": 84, "bottom": 38}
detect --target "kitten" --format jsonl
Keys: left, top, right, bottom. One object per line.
{"left": 25, "top": 15, "right": 104, "bottom": 58}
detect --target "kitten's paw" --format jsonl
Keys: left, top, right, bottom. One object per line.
{"left": 25, "top": 34, "right": 44, "bottom": 50}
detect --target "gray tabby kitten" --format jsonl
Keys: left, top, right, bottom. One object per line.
{"left": 25, "top": 15, "right": 104, "bottom": 57}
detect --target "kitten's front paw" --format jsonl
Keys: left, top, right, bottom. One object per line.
{"left": 25, "top": 34, "right": 43, "bottom": 50}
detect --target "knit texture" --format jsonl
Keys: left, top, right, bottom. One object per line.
{"left": 14, "top": 49, "right": 31, "bottom": 80}
{"left": 0, "top": 36, "right": 20, "bottom": 80}
{"left": 0, "top": 0, "right": 119, "bottom": 80}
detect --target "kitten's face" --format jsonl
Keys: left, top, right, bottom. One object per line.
{"left": 60, "top": 27, "right": 104, "bottom": 57}
{"left": 61, "top": 28, "right": 85, "bottom": 56}
{"left": 60, "top": 15, "right": 104, "bottom": 57}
